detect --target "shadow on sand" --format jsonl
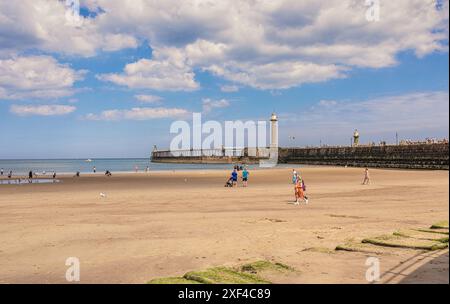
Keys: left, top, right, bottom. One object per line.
{"left": 399, "top": 250, "right": 449, "bottom": 284}
{"left": 380, "top": 250, "right": 449, "bottom": 284}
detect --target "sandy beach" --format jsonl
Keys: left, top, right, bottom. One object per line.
{"left": 0, "top": 167, "right": 448, "bottom": 284}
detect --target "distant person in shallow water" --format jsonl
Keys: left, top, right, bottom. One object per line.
{"left": 1, "top": 168, "right": 3, "bottom": 176}
{"left": 93, "top": 166, "right": 96, "bottom": 173}
{"left": 362, "top": 168, "right": 370, "bottom": 185}
{"left": 29, "top": 171, "right": 33, "bottom": 179}
{"left": 105, "top": 170, "right": 112, "bottom": 177}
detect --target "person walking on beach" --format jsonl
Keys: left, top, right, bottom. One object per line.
{"left": 292, "top": 169, "right": 298, "bottom": 184}
{"left": 301, "top": 177, "right": 309, "bottom": 204}
{"left": 362, "top": 168, "right": 370, "bottom": 185}
{"left": 231, "top": 169, "right": 238, "bottom": 187}
{"left": 93, "top": 166, "right": 96, "bottom": 173}
{"left": 242, "top": 167, "right": 249, "bottom": 187}
{"left": 1, "top": 168, "right": 3, "bottom": 176}
{"left": 294, "top": 175, "right": 305, "bottom": 205}
{"left": 28, "top": 170, "right": 33, "bottom": 180}
{"left": 8, "top": 170, "right": 12, "bottom": 179}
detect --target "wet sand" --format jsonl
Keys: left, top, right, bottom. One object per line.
{"left": 0, "top": 167, "right": 448, "bottom": 283}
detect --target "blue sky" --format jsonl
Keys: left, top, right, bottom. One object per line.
{"left": 0, "top": 1, "right": 449, "bottom": 159}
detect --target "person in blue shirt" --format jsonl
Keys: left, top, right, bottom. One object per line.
{"left": 231, "top": 169, "right": 238, "bottom": 187}
{"left": 242, "top": 168, "right": 249, "bottom": 187}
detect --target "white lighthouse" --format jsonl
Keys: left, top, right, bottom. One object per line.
{"left": 270, "top": 113, "right": 278, "bottom": 148}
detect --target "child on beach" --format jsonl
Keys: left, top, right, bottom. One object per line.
{"left": 231, "top": 169, "right": 238, "bottom": 187}
{"left": 242, "top": 168, "right": 249, "bottom": 187}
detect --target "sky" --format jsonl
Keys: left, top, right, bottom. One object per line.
{"left": 0, "top": 0, "right": 449, "bottom": 159}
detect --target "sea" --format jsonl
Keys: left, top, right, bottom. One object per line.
{"left": 0, "top": 159, "right": 294, "bottom": 175}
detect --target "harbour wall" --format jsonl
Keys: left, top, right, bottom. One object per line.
{"left": 278, "top": 143, "right": 448, "bottom": 170}
{"left": 151, "top": 143, "right": 449, "bottom": 170}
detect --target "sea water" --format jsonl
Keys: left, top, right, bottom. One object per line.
{"left": 0, "top": 159, "right": 294, "bottom": 175}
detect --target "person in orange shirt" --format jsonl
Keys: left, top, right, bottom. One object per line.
{"left": 294, "top": 176, "right": 304, "bottom": 205}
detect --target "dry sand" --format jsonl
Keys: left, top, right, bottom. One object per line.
{"left": 0, "top": 167, "right": 448, "bottom": 284}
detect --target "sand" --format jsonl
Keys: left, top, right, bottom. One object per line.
{"left": 0, "top": 167, "right": 448, "bottom": 284}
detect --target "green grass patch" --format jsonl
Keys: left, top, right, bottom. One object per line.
{"left": 335, "top": 241, "right": 389, "bottom": 254}
{"left": 301, "top": 247, "right": 335, "bottom": 254}
{"left": 148, "top": 277, "right": 201, "bottom": 284}
{"left": 415, "top": 228, "right": 449, "bottom": 235}
{"left": 393, "top": 230, "right": 449, "bottom": 243}
{"left": 146, "top": 260, "right": 295, "bottom": 284}
{"left": 240, "top": 260, "right": 295, "bottom": 274}
{"left": 362, "top": 234, "right": 448, "bottom": 251}
{"left": 184, "top": 266, "right": 270, "bottom": 284}
{"left": 430, "top": 221, "right": 449, "bottom": 230}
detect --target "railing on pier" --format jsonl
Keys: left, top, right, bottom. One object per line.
{"left": 152, "top": 147, "right": 272, "bottom": 159}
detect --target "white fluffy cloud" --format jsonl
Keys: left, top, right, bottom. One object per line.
{"left": 0, "top": 0, "right": 137, "bottom": 57}
{"left": 134, "top": 94, "right": 164, "bottom": 104}
{"left": 0, "top": 55, "right": 85, "bottom": 100}
{"left": 97, "top": 48, "right": 199, "bottom": 91}
{"left": 220, "top": 85, "right": 240, "bottom": 93}
{"left": 10, "top": 104, "right": 76, "bottom": 116}
{"left": 1, "top": 0, "right": 448, "bottom": 90}
{"left": 91, "top": 0, "right": 448, "bottom": 89}
{"left": 202, "top": 98, "right": 230, "bottom": 113}
{"left": 85, "top": 107, "right": 190, "bottom": 121}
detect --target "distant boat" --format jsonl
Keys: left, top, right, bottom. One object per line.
{"left": 85, "top": 159, "right": 93, "bottom": 162}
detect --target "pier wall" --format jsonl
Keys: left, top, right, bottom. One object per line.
{"left": 279, "top": 143, "right": 449, "bottom": 170}
{"left": 151, "top": 155, "right": 262, "bottom": 164}
{"left": 151, "top": 143, "right": 449, "bottom": 170}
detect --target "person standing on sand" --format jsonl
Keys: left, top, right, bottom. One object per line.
{"left": 1, "top": 168, "right": 3, "bottom": 176}
{"left": 231, "top": 169, "right": 238, "bottom": 187}
{"left": 93, "top": 166, "right": 96, "bottom": 173}
{"left": 362, "top": 168, "right": 370, "bottom": 185}
{"left": 8, "top": 170, "right": 12, "bottom": 179}
{"left": 242, "top": 167, "right": 249, "bottom": 187}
